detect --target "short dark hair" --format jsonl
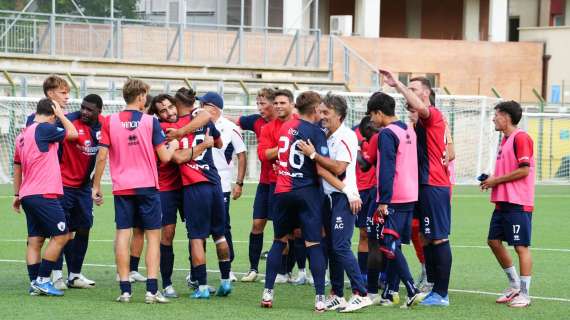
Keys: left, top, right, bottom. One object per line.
{"left": 175, "top": 87, "right": 197, "bottom": 107}
{"left": 409, "top": 76, "right": 432, "bottom": 90}
{"left": 273, "top": 89, "right": 294, "bottom": 103}
{"left": 429, "top": 88, "right": 436, "bottom": 106}
{"left": 148, "top": 94, "right": 176, "bottom": 116}
{"left": 321, "top": 92, "right": 348, "bottom": 122}
{"left": 358, "top": 115, "right": 378, "bottom": 140}
{"left": 43, "top": 75, "right": 69, "bottom": 96}
{"left": 36, "top": 98, "right": 55, "bottom": 116}
{"left": 83, "top": 94, "right": 103, "bottom": 110}
{"left": 295, "top": 91, "right": 321, "bottom": 115}
{"left": 366, "top": 91, "right": 395, "bottom": 116}
{"left": 495, "top": 100, "right": 522, "bottom": 125}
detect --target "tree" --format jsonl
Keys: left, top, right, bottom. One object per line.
{"left": 1, "top": 0, "right": 139, "bottom": 19}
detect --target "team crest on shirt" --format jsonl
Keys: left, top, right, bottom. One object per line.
{"left": 334, "top": 216, "right": 344, "bottom": 230}
{"left": 84, "top": 140, "right": 91, "bottom": 147}
{"left": 320, "top": 146, "right": 329, "bottom": 155}
{"left": 57, "top": 222, "right": 66, "bottom": 232}
{"left": 288, "top": 128, "right": 298, "bottom": 136}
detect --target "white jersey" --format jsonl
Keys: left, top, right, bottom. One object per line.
{"left": 212, "top": 115, "right": 247, "bottom": 192}
{"left": 322, "top": 123, "right": 359, "bottom": 195}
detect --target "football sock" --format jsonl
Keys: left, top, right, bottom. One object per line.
{"left": 225, "top": 229, "right": 235, "bottom": 263}
{"left": 394, "top": 246, "right": 418, "bottom": 297}
{"left": 160, "top": 244, "right": 174, "bottom": 288}
{"left": 249, "top": 232, "right": 263, "bottom": 272}
{"left": 38, "top": 259, "right": 57, "bottom": 282}
{"left": 279, "top": 252, "right": 288, "bottom": 275}
{"left": 146, "top": 278, "right": 158, "bottom": 294}
{"left": 219, "top": 260, "right": 231, "bottom": 280}
{"left": 294, "top": 237, "right": 307, "bottom": 270}
{"left": 130, "top": 255, "right": 140, "bottom": 272}
{"left": 423, "top": 244, "right": 435, "bottom": 283}
{"left": 54, "top": 254, "right": 64, "bottom": 276}
{"left": 504, "top": 266, "right": 520, "bottom": 289}
{"left": 307, "top": 244, "right": 326, "bottom": 295}
{"left": 194, "top": 264, "right": 207, "bottom": 286}
{"left": 286, "top": 238, "right": 296, "bottom": 273}
{"left": 358, "top": 251, "right": 368, "bottom": 276}
{"left": 367, "top": 268, "right": 380, "bottom": 294}
{"left": 119, "top": 281, "right": 131, "bottom": 294}
{"left": 432, "top": 241, "right": 452, "bottom": 297}
{"left": 69, "top": 232, "right": 89, "bottom": 274}
{"left": 27, "top": 263, "right": 40, "bottom": 282}
{"left": 520, "top": 276, "right": 531, "bottom": 296}
{"left": 264, "top": 241, "right": 287, "bottom": 290}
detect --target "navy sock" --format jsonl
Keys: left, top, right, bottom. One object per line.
{"left": 27, "top": 263, "right": 40, "bottom": 282}
{"left": 55, "top": 253, "right": 64, "bottom": 271}
{"left": 264, "top": 241, "right": 287, "bottom": 290}
{"left": 358, "top": 251, "right": 368, "bottom": 276}
{"left": 63, "top": 241, "right": 73, "bottom": 274}
{"left": 249, "top": 233, "right": 263, "bottom": 272}
{"left": 367, "top": 268, "right": 380, "bottom": 294}
{"left": 160, "top": 244, "right": 174, "bottom": 288}
{"left": 432, "top": 241, "right": 452, "bottom": 297}
{"left": 307, "top": 244, "right": 326, "bottom": 295}
{"left": 146, "top": 278, "right": 158, "bottom": 294}
{"left": 225, "top": 229, "right": 235, "bottom": 263}
{"left": 279, "top": 252, "right": 288, "bottom": 275}
{"left": 423, "top": 244, "right": 436, "bottom": 283}
{"left": 119, "top": 281, "right": 131, "bottom": 294}
{"left": 69, "top": 232, "right": 89, "bottom": 274}
{"left": 286, "top": 239, "right": 296, "bottom": 273}
{"left": 294, "top": 238, "right": 307, "bottom": 270}
{"left": 38, "top": 259, "right": 57, "bottom": 278}
{"left": 395, "top": 246, "right": 417, "bottom": 297}
{"left": 219, "top": 260, "right": 231, "bottom": 280}
{"left": 194, "top": 264, "right": 207, "bottom": 286}
{"left": 130, "top": 255, "right": 140, "bottom": 272}
{"left": 188, "top": 242, "right": 195, "bottom": 281}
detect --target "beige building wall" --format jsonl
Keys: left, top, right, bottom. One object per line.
{"left": 340, "top": 36, "right": 543, "bottom": 101}
{"left": 509, "top": 0, "right": 540, "bottom": 27}
{"left": 520, "top": 26, "right": 570, "bottom": 103}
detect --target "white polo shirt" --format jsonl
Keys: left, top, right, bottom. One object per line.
{"left": 212, "top": 115, "right": 247, "bottom": 193}
{"left": 322, "top": 123, "right": 359, "bottom": 195}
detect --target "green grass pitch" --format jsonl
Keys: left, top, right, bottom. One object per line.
{"left": 0, "top": 184, "right": 569, "bottom": 319}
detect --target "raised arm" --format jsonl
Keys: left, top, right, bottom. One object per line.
{"left": 379, "top": 69, "right": 430, "bottom": 119}
{"left": 166, "top": 109, "right": 212, "bottom": 141}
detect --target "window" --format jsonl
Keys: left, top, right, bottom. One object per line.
{"left": 509, "top": 17, "right": 520, "bottom": 42}
{"left": 398, "top": 73, "right": 411, "bottom": 85}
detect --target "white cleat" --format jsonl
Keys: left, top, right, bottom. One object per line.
{"left": 145, "top": 291, "right": 170, "bottom": 304}
{"left": 274, "top": 273, "right": 289, "bottom": 284}
{"left": 508, "top": 294, "right": 531, "bottom": 308}
{"left": 496, "top": 287, "right": 520, "bottom": 304}
{"left": 339, "top": 295, "right": 373, "bottom": 313}
{"left": 162, "top": 285, "right": 178, "bottom": 298}
{"left": 53, "top": 277, "right": 68, "bottom": 290}
{"left": 261, "top": 288, "right": 273, "bottom": 308}
{"left": 419, "top": 281, "right": 433, "bottom": 294}
{"left": 315, "top": 295, "right": 326, "bottom": 313}
{"left": 292, "top": 270, "right": 308, "bottom": 285}
{"left": 241, "top": 270, "right": 258, "bottom": 282}
{"left": 67, "top": 274, "right": 96, "bottom": 288}
{"left": 368, "top": 293, "right": 382, "bottom": 305}
{"left": 325, "top": 295, "right": 347, "bottom": 311}
{"left": 116, "top": 292, "right": 132, "bottom": 303}
{"left": 129, "top": 271, "right": 147, "bottom": 282}
{"left": 229, "top": 271, "right": 238, "bottom": 282}
{"left": 400, "top": 292, "right": 424, "bottom": 309}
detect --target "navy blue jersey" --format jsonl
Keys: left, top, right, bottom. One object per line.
{"left": 275, "top": 118, "right": 328, "bottom": 193}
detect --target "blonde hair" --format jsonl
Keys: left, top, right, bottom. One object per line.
{"left": 123, "top": 79, "right": 150, "bottom": 104}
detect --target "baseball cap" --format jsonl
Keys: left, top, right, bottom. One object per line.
{"left": 197, "top": 92, "right": 224, "bottom": 110}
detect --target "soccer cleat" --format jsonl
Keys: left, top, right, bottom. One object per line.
{"left": 379, "top": 292, "right": 400, "bottom": 307}
{"left": 418, "top": 281, "right": 433, "bottom": 294}
{"left": 28, "top": 284, "right": 41, "bottom": 296}
{"left": 496, "top": 287, "right": 520, "bottom": 304}
{"left": 261, "top": 288, "right": 274, "bottom": 308}
{"left": 191, "top": 287, "right": 211, "bottom": 299}
{"left": 187, "top": 279, "right": 199, "bottom": 289}
{"left": 274, "top": 273, "right": 289, "bottom": 284}
{"left": 129, "top": 271, "right": 147, "bottom": 282}
{"left": 68, "top": 274, "right": 96, "bottom": 288}
{"left": 116, "top": 292, "right": 132, "bottom": 303}
{"left": 145, "top": 291, "right": 170, "bottom": 304}
{"left": 508, "top": 294, "right": 531, "bottom": 308}
{"left": 292, "top": 271, "right": 308, "bottom": 285}
{"left": 229, "top": 271, "right": 238, "bottom": 282}
{"left": 368, "top": 293, "right": 382, "bottom": 305}
{"left": 53, "top": 277, "right": 68, "bottom": 290}
{"left": 162, "top": 285, "right": 178, "bottom": 298}
{"left": 339, "top": 295, "right": 373, "bottom": 313}
{"left": 32, "top": 280, "right": 64, "bottom": 296}
{"left": 324, "top": 295, "right": 347, "bottom": 311}
{"left": 241, "top": 270, "right": 258, "bottom": 282}
{"left": 314, "top": 295, "right": 326, "bottom": 313}
{"left": 216, "top": 279, "right": 232, "bottom": 297}
{"left": 419, "top": 292, "right": 449, "bottom": 307}
{"left": 400, "top": 292, "right": 425, "bottom": 309}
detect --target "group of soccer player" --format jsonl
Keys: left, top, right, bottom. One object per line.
{"left": 12, "top": 69, "right": 535, "bottom": 310}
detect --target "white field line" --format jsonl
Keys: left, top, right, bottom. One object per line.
{"left": 0, "top": 258, "right": 568, "bottom": 303}
{"left": 1, "top": 239, "right": 568, "bottom": 253}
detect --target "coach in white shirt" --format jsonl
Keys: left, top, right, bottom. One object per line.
{"left": 200, "top": 92, "right": 247, "bottom": 281}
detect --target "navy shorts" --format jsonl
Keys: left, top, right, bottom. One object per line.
{"left": 325, "top": 193, "right": 356, "bottom": 247}
{"left": 61, "top": 186, "right": 93, "bottom": 231}
{"left": 223, "top": 192, "right": 231, "bottom": 231}
{"left": 272, "top": 185, "right": 324, "bottom": 242}
{"left": 387, "top": 204, "right": 414, "bottom": 245}
{"left": 22, "top": 195, "right": 68, "bottom": 237}
{"left": 488, "top": 203, "right": 532, "bottom": 246}
{"left": 160, "top": 189, "right": 184, "bottom": 226}
{"left": 183, "top": 183, "right": 226, "bottom": 239}
{"left": 356, "top": 187, "right": 376, "bottom": 228}
{"left": 418, "top": 185, "right": 451, "bottom": 240}
{"left": 114, "top": 193, "right": 162, "bottom": 230}
{"left": 252, "top": 183, "right": 271, "bottom": 220}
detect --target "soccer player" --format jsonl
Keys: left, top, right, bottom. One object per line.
{"left": 13, "top": 98, "right": 78, "bottom": 296}
{"left": 237, "top": 88, "right": 275, "bottom": 282}
{"left": 171, "top": 91, "right": 232, "bottom": 299}
{"left": 92, "top": 79, "right": 179, "bottom": 304}
{"left": 297, "top": 93, "right": 371, "bottom": 312}
{"left": 57, "top": 94, "right": 104, "bottom": 289}
{"left": 380, "top": 69, "right": 452, "bottom": 307}
{"left": 257, "top": 89, "right": 298, "bottom": 284}
{"left": 202, "top": 92, "right": 247, "bottom": 283}
{"left": 367, "top": 92, "right": 423, "bottom": 308}
{"left": 260, "top": 91, "right": 329, "bottom": 311}
{"left": 480, "top": 101, "right": 535, "bottom": 308}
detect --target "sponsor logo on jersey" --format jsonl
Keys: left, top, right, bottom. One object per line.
{"left": 334, "top": 216, "right": 344, "bottom": 230}
{"left": 278, "top": 169, "right": 303, "bottom": 178}
{"left": 122, "top": 121, "right": 140, "bottom": 129}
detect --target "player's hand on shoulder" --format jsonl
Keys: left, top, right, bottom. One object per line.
{"left": 165, "top": 128, "right": 182, "bottom": 141}
{"left": 12, "top": 196, "right": 21, "bottom": 213}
